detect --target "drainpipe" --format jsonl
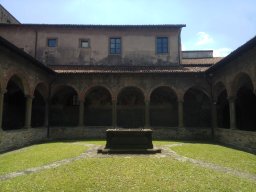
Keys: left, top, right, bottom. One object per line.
{"left": 34, "top": 30, "right": 38, "bottom": 59}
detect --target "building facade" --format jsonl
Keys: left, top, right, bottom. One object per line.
{"left": 0, "top": 7, "right": 255, "bottom": 152}
{"left": 0, "top": 5, "right": 20, "bottom": 24}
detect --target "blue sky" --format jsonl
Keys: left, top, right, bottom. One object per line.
{"left": 1, "top": 0, "right": 255, "bottom": 56}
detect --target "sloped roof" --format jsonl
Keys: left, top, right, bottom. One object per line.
{"left": 0, "top": 24, "right": 186, "bottom": 30}
{"left": 0, "top": 36, "right": 55, "bottom": 74}
{"left": 182, "top": 57, "right": 223, "bottom": 66}
{"left": 207, "top": 36, "right": 256, "bottom": 72}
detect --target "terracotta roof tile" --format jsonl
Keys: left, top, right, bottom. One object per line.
{"left": 0, "top": 24, "right": 186, "bottom": 30}
{"left": 50, "top": 65, "right": 208, "bottom": 74}
{"left": 182, "top": 57, "right": 223, "bottom": 66}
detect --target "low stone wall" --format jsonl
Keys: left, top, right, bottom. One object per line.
{"left": 152, "top": 127, "right": 212, "bottom": 140}
{"left": 49, "top": 126, "right": 112, "bottom": 139}
{"left": 49, "top": 126, "right": 212, "bottom": 140}
{"left": 214, "top": 128, "right": 256, "bottom": 153}
{"left": 1, "top": 127, "right": 255, "bottom": 153}
{"left": 0, "top": 128, "right": 47, "bottom": 152}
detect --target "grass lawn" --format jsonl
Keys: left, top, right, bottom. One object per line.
{"left": 0, "top": 140, "right": 255, "bottom": 192}
{"left": 153, "top": 140, "right": 183, "bottom": 145}
{"left": 0, "top": 142, "right": 88, "bottom": 174}
{"left": 171, "top": 143, "right": 256, "bottom": 174}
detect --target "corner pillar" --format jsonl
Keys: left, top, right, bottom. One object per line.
{"left": 211, "top": 101, "right": 217, "bottom": 128}
{"left": 112, "top": 99, "right": 117, "bottom": 128}
{"left": 44, "top": 100, "right": 49, "bottom": 127}
{"left": 228, "top": 97, "right": 236, "bottom": 129}
{"left": 25, "top": 95, "right": 33, "bottom": 129}
{"left": 0, "top": 91, "right": 5, "bottom": 131}
{"left": 145, "top": 99, "right": 150, "bottom": 128}
{"left": 79, "top": 100, "right": 84, "bottom": 127}
{"left": 178, "top": 100, "right": 184, "bottom": 128}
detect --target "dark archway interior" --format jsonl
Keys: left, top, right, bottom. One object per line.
{"left": 50, "top": 86, "right": 79, "bottom": 126}
{"left": 236, "top": 87, "right": 256, "bottom": 131}
{"left": 217, "top": 90, "right": 230, "bottom": 128}
{"left": 184, "top": 88, "right": 211, "bottom": 127}
{"left": 150, "top": 87, "right": 178, "bottom": 127}
{"left": 32, "top": 89, "right": 46, "bottom": 127}
{"left": 117, "top": 87, "right": 145, "bottom": 128}
{"left": 84, "top": 87, "right": 112, "bottom": 126}
{"left": 2, "top": 76, "right": 26, "bottom": 130}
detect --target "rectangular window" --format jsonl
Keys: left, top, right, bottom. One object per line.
{"left": 156, "top": 37, "right": 168, "bottom": 54}
{"left": 109, "top": 38, "right": 121, "bottom": 54}
{"left": 80, "top": 39, "right": 89, "bottom": 48}
{"left": 47, "top": 38, "right": 57, "bottom": 47}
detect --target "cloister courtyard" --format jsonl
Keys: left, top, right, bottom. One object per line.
{"left": 0, "top": 140, "right": 255, "bottom": 191}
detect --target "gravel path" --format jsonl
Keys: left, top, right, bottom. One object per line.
{"left": 0, "top": 143, "right": 255, "bottom": 182}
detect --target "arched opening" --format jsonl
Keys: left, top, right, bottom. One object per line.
{"left": 235, "top": 82, "right": 256, "bottom": 131}
{"left": 150, "top": 86, "right": 178, "bottom": 127}
{"left": 184, "top": 88, "right": 211, "bottom": 127}
{"left": 2, "top": 75, "right": 26, "bottom": 130}
{"left": 216, "top": 90, "right": 230, "bottom": 128}
{"left": 84, "top": 87, "right": 112, "bottom": 126}
{"left": 50, "top": 85, "right": 79, "bottom": 126}
{"left": 214, "top": 82, "right": 230, "bottom": 129}
{"left": 117, "top": 87, "right": 145, "bottom": 128}
{"left": 32, "top": 83, "right": 47, "bottom": 128}
{"left": 232, "top": 73, "right": 256, "bottom": 131}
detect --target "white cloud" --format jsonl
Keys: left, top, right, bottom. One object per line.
{"left": 213, "top": 48, "right": 232, "bottom": 57}
{"left": 196, "top": 32, "right": 214, "bottom": 46}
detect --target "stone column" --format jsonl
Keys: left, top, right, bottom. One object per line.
{"left": 178, "top": 100, "right": 184, "bottom": 128}
{"left": 229, "top": 97, "right": 236, "bottom": 129}
{"left": 211, "top": 101, "right": 217, "bottom": 128}
{"left": 0, "top": 91, "right": 5, "bottom": 131}
{"left": 79, "top": 100, "right": 84, "bottom": 127}
{"left": 44, "top": 101, "right": 49, "bottom": 127}
{"left": 112, "top": 100, "right": 117, "bottom": 128}
{"left": 25, "top": 95, "right": 33, "bottom": 129}
{"left": 145, "top": 100, "right": 150, "bottom": 128}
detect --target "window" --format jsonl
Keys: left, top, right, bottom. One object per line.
{"left": 47, "top": 38, "right": 57, "bottom": 47}
{"left": 80, "top": 39, "right": 89, "bottom": 48}
{"left": 109, "top": 38, "right": 121, "bottom": 54}
{"left": 156, "top": 37, "right": 168, "bottom": 54}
